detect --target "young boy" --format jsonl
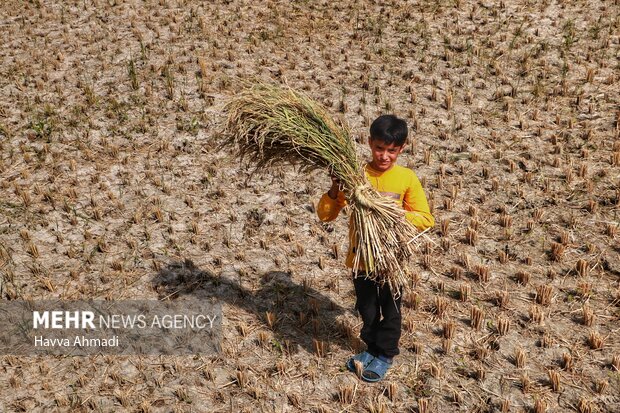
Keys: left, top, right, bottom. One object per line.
{"left": 316, "top": 115, "right": 434, "bottom": 382}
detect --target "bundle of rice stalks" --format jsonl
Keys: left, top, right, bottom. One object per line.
{"left": 222, "top": 84, "right": 422, "bottom": 297}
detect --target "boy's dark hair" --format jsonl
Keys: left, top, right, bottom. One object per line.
{"left": 369, "top": 115, "right": 408, "bottom": 146}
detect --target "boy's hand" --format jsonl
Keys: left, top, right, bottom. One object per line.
{"left": 328, "top": 175, "right": 341, "bottom": 199}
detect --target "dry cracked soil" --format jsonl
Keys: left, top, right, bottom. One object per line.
{"left": 0, "top": 0, "right": 619, "bottom": 412}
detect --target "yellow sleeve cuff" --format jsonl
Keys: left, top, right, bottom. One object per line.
{"left": 317, "top": 192, "right": 346, "bottom": 222}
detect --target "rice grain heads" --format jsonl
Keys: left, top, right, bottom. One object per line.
{"left": 223, "top": 84, "right": 423, "bottom": 297}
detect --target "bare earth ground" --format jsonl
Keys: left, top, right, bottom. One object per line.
{"left": 1, "top": 0, "right": 619, "bottom": 411}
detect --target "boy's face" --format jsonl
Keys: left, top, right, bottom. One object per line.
{"left": 368, "top": 138, "right": 404, "bottom": 172}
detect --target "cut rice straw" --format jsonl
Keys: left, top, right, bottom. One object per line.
{"left": 222, "top": 83, "right": 422, "bottom": 298}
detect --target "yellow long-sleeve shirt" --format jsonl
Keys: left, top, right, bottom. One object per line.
{"left": 317, "top": 163, "right": 434, "bottom": 269}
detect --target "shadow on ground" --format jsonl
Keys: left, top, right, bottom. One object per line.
{"left": 152, "top": 259, "right": 358, "bottom": 356}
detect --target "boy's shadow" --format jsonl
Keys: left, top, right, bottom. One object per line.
{"left": 152, "top": 259, "right": 356, "bottom": 356}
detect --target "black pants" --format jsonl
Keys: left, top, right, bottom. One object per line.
{"left": 353, "top": 273, "right": 402, "bottom": 358}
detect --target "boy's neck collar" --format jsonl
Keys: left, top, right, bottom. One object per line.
{"left": 366, "top": 162, "right": 397, "bottom": 173}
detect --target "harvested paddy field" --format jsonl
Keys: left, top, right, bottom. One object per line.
{"left": 0, "top": 0, "right": 619, "bottom": 411}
